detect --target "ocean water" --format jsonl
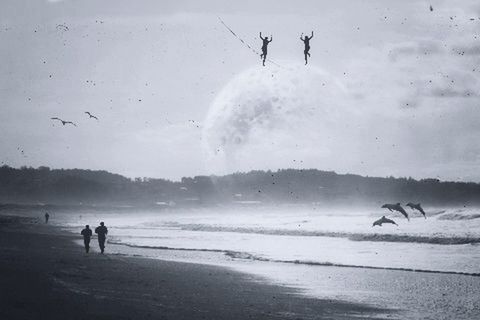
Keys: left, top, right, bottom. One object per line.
{"left": 53, "top": 205, "right": 480, "bottom": 319}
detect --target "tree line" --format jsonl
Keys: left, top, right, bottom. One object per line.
{"left": 1, "top": 165, "right": 479, "bottom": 206}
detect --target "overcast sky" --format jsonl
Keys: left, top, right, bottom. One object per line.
{"left": 1, "top": 0, "right": 480, "bottom": 181}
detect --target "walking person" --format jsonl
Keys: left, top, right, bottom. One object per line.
{"left": 81, "top": 225, "right": 92, "bottom": 253}
{"left": 44, "top": 212, "right": 50, "bottom": 224}
{"left": 95, "top": 222, "right": 108, "bottom": 254}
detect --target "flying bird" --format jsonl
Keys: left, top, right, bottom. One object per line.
{"left": 188, "top": 120, "right": 200, "bottom": 128}
{"left": 51, "top": 117, "right": 77, "bottom": 127}
{"left": 373, "top": 216, "right": 398, "bottom": 227}
{"left": 85, "top": 111, "right": 99, "bottom": 120}
{"left": 381, "top": 203, "right": 409, "bottom": 221}
{"left": 56, "top": 24, "right": 69, "bottom": 32}
{"left": 406, "top": 203, "right": 426, "bottom": 219}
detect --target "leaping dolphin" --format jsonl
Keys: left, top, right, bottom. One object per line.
{"left": 373, "top": 216, "right": 398, "bottom": 227}
{"left": 406, "top": 203, "right": 426, "bottom": 219}
{"left": 381, "top": 203, "right": 409, "bottom": 221}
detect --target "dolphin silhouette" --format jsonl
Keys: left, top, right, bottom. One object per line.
{"left": 381, "top": 203, "right": 409, "bottom": 221}
{"left": 373, "top": 215, "right": 398, "bottom": 227}
{"left": 406, "top": 203, "right": 426, "bottom": 219}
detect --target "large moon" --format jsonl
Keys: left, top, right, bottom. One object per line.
{"left": 202, "top": 62, "right": 365, "bottom": 175}
{"left": 202, "top": 60, "right": 480, "bottom": 181}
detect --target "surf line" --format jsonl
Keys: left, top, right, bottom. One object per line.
{"left": 107, "top": 241, "right": 480, "bottom": 278}
{"left": 217, "top": 16, "right": 285, "bottom": 69}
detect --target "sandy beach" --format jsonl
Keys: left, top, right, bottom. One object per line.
{"left": 0, "top": 215, "right": 390, "bottom": 320}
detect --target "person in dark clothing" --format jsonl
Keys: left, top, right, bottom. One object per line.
{"left": 81, "top": 225, "right": 92, "bottom": 253}
{"left": 259, "top": 32, "right": 272, "bottom": 66}
{"left": 300, "top": 31, "right": 313, "bottom": 65}
{"left": 44, "top": 212, "right": 50, "bottom": 224}
{"left": 95, "top": 222, "right": 108, "bottom": 254}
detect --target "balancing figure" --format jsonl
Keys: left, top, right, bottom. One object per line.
{"left": 300, "top": 31, "right": 313, "bottom": 65}
{"left": 259, "top": 32, "right": 272, "bottom": 66}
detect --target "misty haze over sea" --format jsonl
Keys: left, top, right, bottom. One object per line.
{"left": 4, "top": 165, "right": 477, "bottom": 319}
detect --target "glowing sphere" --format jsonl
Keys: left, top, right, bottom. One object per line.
{"left": 202, "top": 62, "right": 357, "bottom": 174}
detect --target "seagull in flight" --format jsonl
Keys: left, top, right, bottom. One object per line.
{"left": 85, "top": 111, "right": 99, "bottom": 120}
{"left": 51, "top": 117, "right": 77, "bottom": 127}
{"left": 56, "top": 24, "right": 69, "bottom": 32}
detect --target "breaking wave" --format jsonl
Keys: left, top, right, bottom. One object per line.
{"left": 107, "top": 240, "right": 480, "bottom": 277}
{"left": 166, "top": 223, "right": 480, "bottom": 245}
{"left": 438, "top": 213, "right": 480, "bottom": 221}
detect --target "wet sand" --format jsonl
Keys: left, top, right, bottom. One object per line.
{"left": 0, "top": 215, "right": 389, "bottom": 320}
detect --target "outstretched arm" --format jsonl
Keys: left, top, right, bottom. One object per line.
{"left": 268, "top": 35, "right": 273, "bottom": 42}
{"left": 300, "top": 33, "right": 304, "bottom": 41}
{"left": 310, "top": 31, "right": 314, "bottom": 38}
{"left": 259, "top": 32, "right": 264, "bottom": 40}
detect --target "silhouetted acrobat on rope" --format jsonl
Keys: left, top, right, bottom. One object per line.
{"left": 300, "top": 31, "right": 313, "bottom": 65}
{"left": 259, "top": 32, "right": 272, "bottom": 66}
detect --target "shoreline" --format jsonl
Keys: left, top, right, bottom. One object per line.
{"left": 0, "top": 215, "right": 390, "bottom": 320}
{"left": 105, "top": 240, "right": 480, "bottom": 277}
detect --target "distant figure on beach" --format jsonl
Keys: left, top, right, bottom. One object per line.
{"left": 300, "top": 31, "right": 313, "bottom": 65}
{"left": 372, "top": 216, "right": 398, "bottom": 227}
{"left": 259, "top": 32, "right": 272, "bottom": 66}
{"left": 44, "top": 212, "right": 50, "bottom": 224}
{"left": 81, "top": 225, "right": 92, "bottom": 253}
{"left": 406, "top": 203, "right": 426, "bottom": 219}
{"left": 381, "top": 203, "right": 409, "bottom": 221}
{"left": 95, "top": 222, "right": 108, "bottom": 254}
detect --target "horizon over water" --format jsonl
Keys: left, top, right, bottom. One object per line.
{"left": 48, "top": 205, "right": 480, "bottom": 319}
